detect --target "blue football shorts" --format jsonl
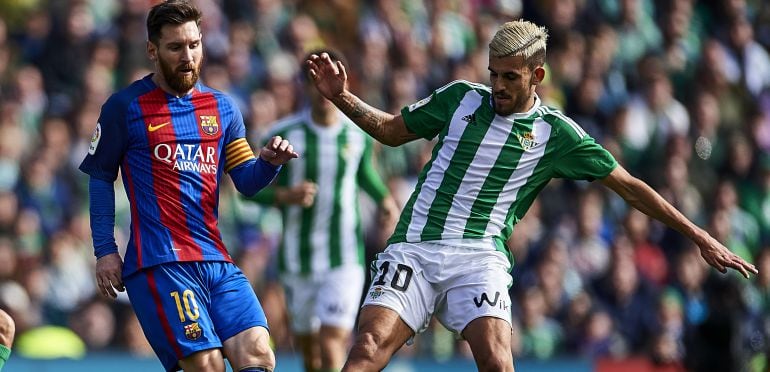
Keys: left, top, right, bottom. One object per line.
{"left": 124, "top": 261, "right": 268, "bottom": 371}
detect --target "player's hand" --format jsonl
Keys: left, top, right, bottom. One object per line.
{"left": 260, "top": 136, "right": 299, "bottom": 166}
{"left": 698, "top": 235, "right": 758, "bottom": 278}
{"left": 96, "top": 252, "right": 125, "bottom": 299}
{"left": 306, "top": 52, "right": 348, "bottom": 100}
{"left": 277, "top": 181, "right": 317, "bottom": 207}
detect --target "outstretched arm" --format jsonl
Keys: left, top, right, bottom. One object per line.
{"left": 600, "top": 165, "right": 757, "bottom": 278}
{"left": 306, "top": 53, "right": 419, "bottom": 146}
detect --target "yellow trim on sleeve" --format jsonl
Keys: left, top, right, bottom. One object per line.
{"left": 224, "top": 138, "right": 256, "bottom": 173}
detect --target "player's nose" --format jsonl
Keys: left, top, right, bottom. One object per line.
{"left": 180, "top": 46, "right": 193, "bottom": 62}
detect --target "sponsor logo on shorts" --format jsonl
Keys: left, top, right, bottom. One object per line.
{"left": 473, "top": 291, "right": 508, "bottom": 311}
{"left": 369, "top": 287, "right": 384, "bottom": 300}
{"left": 327, "top": 303, "right": 344, "bottom": 315}
{"left": 184, "top": 322, "right": 202, "bottom": 340}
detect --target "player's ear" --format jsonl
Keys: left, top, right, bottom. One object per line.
{"left": 147, "top": 40, "right": 158, "bottom": 62}
{"left": 531, "top": 66, "right": 545, "bottom": 86}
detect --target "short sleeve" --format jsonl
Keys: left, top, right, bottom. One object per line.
{"left": 400, "top": 82, "right": 470, "bottom": 140}
{"left": 79, "top": 95, "right": 129, "bottom": 182}
{"left": 552, "top": 135, "right": 618, "bottom": 181}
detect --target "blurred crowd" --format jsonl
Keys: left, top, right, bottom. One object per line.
{"left": 0, "top": 0, "right": 770, "bottom": 369}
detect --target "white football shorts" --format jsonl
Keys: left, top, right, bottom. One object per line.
{"left": 281, "top": 264, "right": 365, "bottom": 333}
{"left": 362, "top": 239, "right": 513, "bottom": 337}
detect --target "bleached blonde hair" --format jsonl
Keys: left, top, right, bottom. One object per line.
{"left": 489, "top": 20, "right": 548, "bottom": 68}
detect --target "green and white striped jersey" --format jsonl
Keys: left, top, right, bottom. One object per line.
{"left": 390, "top": 80, "right": 618, "bottom": 260}
{"left": 250, "top": 110, "right": 389, "bottom": 275}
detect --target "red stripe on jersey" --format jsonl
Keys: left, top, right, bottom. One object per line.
{"left": 146, "top": 268, "right": 183, "bottom": 359}
{"left": 121, "top": 162, "right": 143, "bottom": 268}
{"left": 138, "top": 89, "right": 203, "bottom": 261}
{"left": 191, "top": 91, "right": 230, "bottom": 259}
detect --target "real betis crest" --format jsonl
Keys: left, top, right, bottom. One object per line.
{"left": 369, "top": 287, "right": 384, "bottom": 300}
{"left": 516, "top": 132, "right": 538, "bottom": 151}
{"left": 199, "top": 115, "right": 219, "bottom": 135}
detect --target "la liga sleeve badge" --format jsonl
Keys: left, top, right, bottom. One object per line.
{"left": 88, "top": 123, "right": 102, "bottom": 155}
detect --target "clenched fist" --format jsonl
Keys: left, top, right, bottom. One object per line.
{"left": 260, "top": 135, "right": 299, "bottom": 166}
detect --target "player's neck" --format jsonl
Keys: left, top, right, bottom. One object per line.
{"left": 310, "top": 107, "right": 337, "bottom": 127}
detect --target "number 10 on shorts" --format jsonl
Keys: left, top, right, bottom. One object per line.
{"left": 372, "top": 261, "right": 414, "bottom": 291}
{"left": 170, "top": 289, "right": 200, "bottom": 323}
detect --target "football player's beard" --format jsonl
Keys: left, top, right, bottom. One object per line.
{"left": 159, "top": 58, "right": 199, "bottom": 93}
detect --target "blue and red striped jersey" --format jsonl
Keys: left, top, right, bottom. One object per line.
{"left": 80, "top": 74, "right": 260, "bottom": 276}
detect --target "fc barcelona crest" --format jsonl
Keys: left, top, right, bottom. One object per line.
{"left": 516, "top": 132, "right": 538, "bottom": 151}
{"left": 184, "top": 322, "right": 202, "bottom": 340}
{"left": 199, "top": 115, "right": 219, "bottom": 136}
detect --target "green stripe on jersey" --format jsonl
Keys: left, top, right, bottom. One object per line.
{"left": 419, "top": 93, "right": 489, "bottom": 240}
{"left": 265, "top": 111, "right": 377, "bottom": 274}
{"left": 329, "top": 127, "right": 347, "bottom": 267}
{"left": 299, "top": 127, "right": 318, "bottom": 274}
{"left": 462, "top": 118, "right": 532, "bottom": 236}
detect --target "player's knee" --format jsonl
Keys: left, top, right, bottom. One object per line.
{"left": 476, "top": 353, "right": 513, "bottom": 372}
{"left": 348, "top": 331, "right": 384, "bottom": 362}
{"left": 238, "top": 340, "right": 275, "bottom": 370}
{"left": 180, "top": 349, "right": 226, "bottom": 372}
{"left": 254, "top": 341, "right": 275, "bottom": 366}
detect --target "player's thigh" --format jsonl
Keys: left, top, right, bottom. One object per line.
{"left": 363, "top": 247, "right": 437, "bottom": 336}
{"left": 222, "top": 325, "right": 274, "bottom": 370}
{"left": 354, "top": 304, "right": 415, "bottom": 355}
{"left": 208, "top": 262, "right": 273, "bottom": 367}
{"left": 124, "top": 264, "right": 222, "bottom": 371}
{"left": 437, "top": 251, "right": 513, "bottom": 370}
{"left": 316, "top": 265, "right": 365, "bottom": 331}
{"left": 437, "top": 249, "right": 513, "bottom": 335}
{"left": 281, "top": 273, "right": 320, "bottom": 334}
{"left": 462, "top": 316, "right": 514, "bottom": 371}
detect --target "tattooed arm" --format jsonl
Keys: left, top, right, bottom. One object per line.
{"left": 306, "top": 53, "right": 419, "bottom": 147}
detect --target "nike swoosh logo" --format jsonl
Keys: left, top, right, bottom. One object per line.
{"left": 148, "top": 122, "right": 170, "bottom": 132}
